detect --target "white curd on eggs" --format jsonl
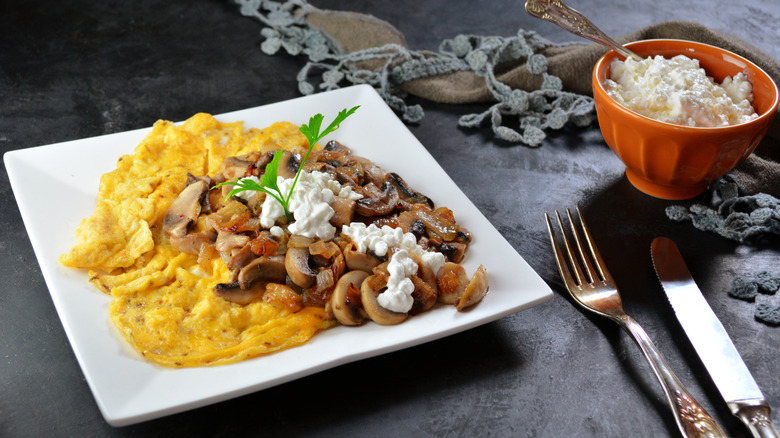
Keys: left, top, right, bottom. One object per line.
{"left": 603, "top": 54, "right": 758, "bottom": 127}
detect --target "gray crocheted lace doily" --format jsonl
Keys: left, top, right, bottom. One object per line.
{"left": 234, "top": 0, "right": 594, "bottom": 146}
{"left": 666, "top": 178, "right": 780, "bottom": 242}
{"left": 730, "top": 271, "right": 780, "bottom": 326}
{"left": 666, "top": 178, "right": 780, "bottom": 325}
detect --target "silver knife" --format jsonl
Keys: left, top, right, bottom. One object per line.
{"left": 651, "top": 237, "right": 779, "bottom": 438}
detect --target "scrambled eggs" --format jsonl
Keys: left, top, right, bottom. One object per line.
{"left": 60, "top": 113, "right": 334, "bottom": 367}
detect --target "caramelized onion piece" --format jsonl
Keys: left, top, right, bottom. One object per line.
{"left": 410, "top": 275, "right": 437, "bottom": 315}
{"left": 414, "top": 209, "right": 458, "bottom": 241}
{"left": 264, "top": 283, "right": 304, "bottom": 312}
{"left": 436, "top": 262, "right": 469, "bottom": 305}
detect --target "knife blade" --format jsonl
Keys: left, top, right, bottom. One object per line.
{"left": 651, "top": 237, "right": 779, "bottom": 438}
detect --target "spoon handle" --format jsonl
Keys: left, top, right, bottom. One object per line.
{"left": 524, "top": 0, "right": 643, "bottom": 61}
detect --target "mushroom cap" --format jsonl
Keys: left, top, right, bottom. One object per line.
{"left": 276, "top": 151, "right": 301, "bottom": 179}
{"left": 284, "top": 247, "right": 317, "bottom": 289}
{"left": 163, "top": 179, "right": 212, "bottom": 254}
{"left": 238, "top": 255, "right": 287, "bottom": 289}
{"left": 386, "top": 172, "right": 433, "bottom": 208}
{"left": 163, "top": 179, "right": 209, "bottom": 239}
{"left": 218, "top": 155, "right": 255, "bottom": 180}
{"left": 355, "top": 181, "right": 399, "bottom": 217}
{"left": 456, "top": 265, "right": 489, "bottom": 311}
{"left": 360, "top": 274, "right": 408, "bottom": 325}
{"left": 343, "top": 242, "right": 383, "bottom": 273}
{"left": 329, "top": 196, "right": 356, "bottom": 229}
{"left": 213, "top": 281, "right": 265, "bottom": 305}
{"left": 169, "top": 232, "right": 215, "bottom": 255}
{"left": 330, "top": 270, "right": 369, "bottom": 326}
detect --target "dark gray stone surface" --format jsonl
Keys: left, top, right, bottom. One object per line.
{"left": 1, "top": 0, "right": 778, "bottom": 436}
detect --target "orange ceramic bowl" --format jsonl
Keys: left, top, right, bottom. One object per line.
{"left": 592, "top": 39, "right": 779, "bottom": 199}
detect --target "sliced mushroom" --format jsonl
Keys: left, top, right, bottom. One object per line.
{"left": 197, "top": 241, "right": 220, "bottom": 270}
{"left": 416, "top": 262, "right": 439, "bottom": 294}
{"left": 238, "top": 255, "right": 286, "bottom": 289}
{"left": 164, "top": 180, "right": 209, "bottom": 238}
{"left": 170, "top": 232, "right": 216, "bottom": 255}
{"left": 456, "top": 265, "right": 489, "bottom": 311}
{"left": 360, "top": 274, "right": 408, "bottom": 325}
{"left": 253, "top": 151, "right": 275, "bottom": 172}
{"left": 397, "top": 212, "right": 428, "bottom": 239}
{"left": 348, "top": 155, "right": 386, "bottom": 186}
{"left": 163, "top": 179, "right": 210, "bottom": 254}
{"left": 245, "top": 190, "right": 267, "bottom": 215}
{"left": 215, "top": 230, "right": 250, "bottom": 253}
{"left": 207, "top": 186, "right": 227, "bottom": 213}
{"left": 330, "top": 270, "right": 369, "bottom": 326}
{"left": 355, "top": 181, "right": 399, "bottom": 216}
{"left": 213, "top": 281, "right": 265, "bottom": 305}
{"left": 386, "top": 172, "right": 433, "bottom": 208}
{"left": 331, "top": 164, "right": 363, "bottom": 186}
{"left": 435, "top": 262, "right": 469, "bottom": 305}
{"left": 218, "top": 156, "right": 254, "bottom": 180}
{"left": 329, "top": 196, "right": 356, "bottom": 229}
{"left": 302, "top": 161, "right": 338, "bottom": 179}
{"left": 227, "top": 244, "right": 257, "bottom": 272}
{"left": 343, "top": 242, "right": 383, "bottom": 273}
{"left": 187, "top": 174, "right": 213, "bottom": 213}
{"left": 436, "top": 241, "right": 468, "bottom": 263}
{"left": 285, "top": 247, "right": 317, "bottom": 289}
{"left": 276, "top": 151, "right": 301, "bottom": 179}
{"left": 324, "top": 140, "right": 351, "bottom": 154}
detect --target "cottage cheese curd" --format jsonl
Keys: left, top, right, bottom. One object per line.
{"left": 341, "top": 223, "right": 447, "bottom": 313}
{"left": 251, "top": 170, "right": 362, "bottom": 239}
{"left": 604, "top": 54, "right": 758, "bottom": 127}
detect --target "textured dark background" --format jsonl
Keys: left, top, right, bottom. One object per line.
{"left": 1, "top": 0, "right": 779, "bottom": 436}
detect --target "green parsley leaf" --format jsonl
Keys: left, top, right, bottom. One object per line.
{"left": 213, "top": 106, "right": 360, "bottom": 225}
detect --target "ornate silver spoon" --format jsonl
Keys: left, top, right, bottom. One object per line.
{"left": 525, "top": 0, "right": 643, "bottom": 61}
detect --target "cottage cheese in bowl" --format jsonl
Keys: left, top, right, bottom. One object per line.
{"left": 603, "top": 54, "right": 758, "bottom": 127}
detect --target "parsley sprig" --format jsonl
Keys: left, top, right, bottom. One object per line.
{"left": 216, "top": 105, "right": 360, "bottom": 222}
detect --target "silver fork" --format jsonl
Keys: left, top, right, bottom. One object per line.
{"left": 545, "top": 206, "right": 725, "bottom": 438}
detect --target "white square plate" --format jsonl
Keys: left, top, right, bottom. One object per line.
{"left": 5, "top": 84, "right": 552, "bottom": 426}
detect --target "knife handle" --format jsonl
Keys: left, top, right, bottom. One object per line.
{"left": 730, "top": 402, "right": 780, "bottom": 438}
{"left": 619, "top": 314, "right": 726, "bottom": 437}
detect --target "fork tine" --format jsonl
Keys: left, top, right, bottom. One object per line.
{"left": 572, "top": 205, "right": 614, "bottom": 284}
{"left": 545, "top": 210, "right": 588, "bottom": 287}
{"left": 554, "top": 209, "right": 587, "bottom": 286}
{"left": 544, "top": 212, "right": 579, "bottom": 289}
{"left": 565, "top": 207, "right": 597, "bottom": 284}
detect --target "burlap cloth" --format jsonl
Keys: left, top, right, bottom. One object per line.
{"left": 306, "top": 12, "right": 780, "bottom": 197}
